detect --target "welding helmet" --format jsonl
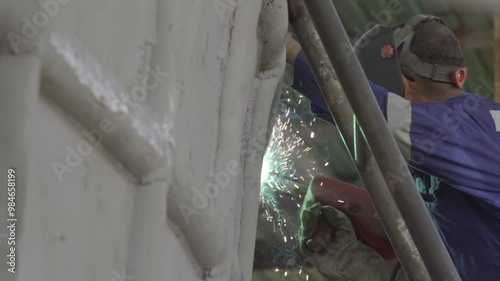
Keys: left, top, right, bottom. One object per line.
{"left": 392, "top": 14, "right": 461, "bottom": 84}
{"left": 354, "top": 22, "right": 404, "bottom": 95}
{"left": 354, "top": 14, "right": 463, "bottom": 96}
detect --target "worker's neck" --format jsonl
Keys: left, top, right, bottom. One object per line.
{"left": 416, "top": 88, "right": 464, "bottom": 103}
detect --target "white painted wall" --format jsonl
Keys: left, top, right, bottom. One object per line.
{"left": 0, "top": 0, "right": 287, "bottom": 281}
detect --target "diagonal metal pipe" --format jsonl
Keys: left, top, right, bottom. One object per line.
{"left": 288, "top": 0, "right": 461, "bottom": 280}
{"left": 287, "top": 3, "right": 426, "bottom": 279}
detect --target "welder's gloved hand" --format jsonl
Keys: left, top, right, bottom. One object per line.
{"left": 299, "top": 187, "right": 408, "bottom": 281}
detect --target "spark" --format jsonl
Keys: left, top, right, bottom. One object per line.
{"left": 259, "top": 93, "right": 306, "bottom": 233}
{"left": 259, "top": 85, "right": 333, "bottom": 279}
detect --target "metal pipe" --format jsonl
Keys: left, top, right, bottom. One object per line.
{"left": 295, "top": 0, "right": 461, "bottom": 280}
{"left": 354, "top": 117, "right": 372, "bottom": 170}
{"left": 288, "top": 2, "right": 427, "bottom": 279}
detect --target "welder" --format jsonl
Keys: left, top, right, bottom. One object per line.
{"left": 287, "top": 15, "right": 500, "bottom": 281}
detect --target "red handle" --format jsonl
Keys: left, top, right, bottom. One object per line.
{"left": 310, "top": 175, "right": 396, "bottom": 260}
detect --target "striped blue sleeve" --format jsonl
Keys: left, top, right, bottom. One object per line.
{"left": 291, "top": 50, "right": 333, "bottom": 123}
{"left": 292, "top": 50, "right": 388, "bottom": 122}
{"left": 379, "top": 88, "right": 500, "bottom": 208}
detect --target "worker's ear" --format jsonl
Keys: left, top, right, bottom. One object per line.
{"left": 453, "top": 68, "right": 467, "bottom": 89}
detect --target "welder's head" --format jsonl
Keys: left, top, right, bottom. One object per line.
{"left": 393, "top": 15, "right": 467, "bottom": 101}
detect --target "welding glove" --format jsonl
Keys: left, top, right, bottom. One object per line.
{"left": 299, "top": 187, "right": 407, "bottom": 281}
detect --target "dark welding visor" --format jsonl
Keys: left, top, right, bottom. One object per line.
{"left": 354, "top": 24, "right": 404, "bottom": 96}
